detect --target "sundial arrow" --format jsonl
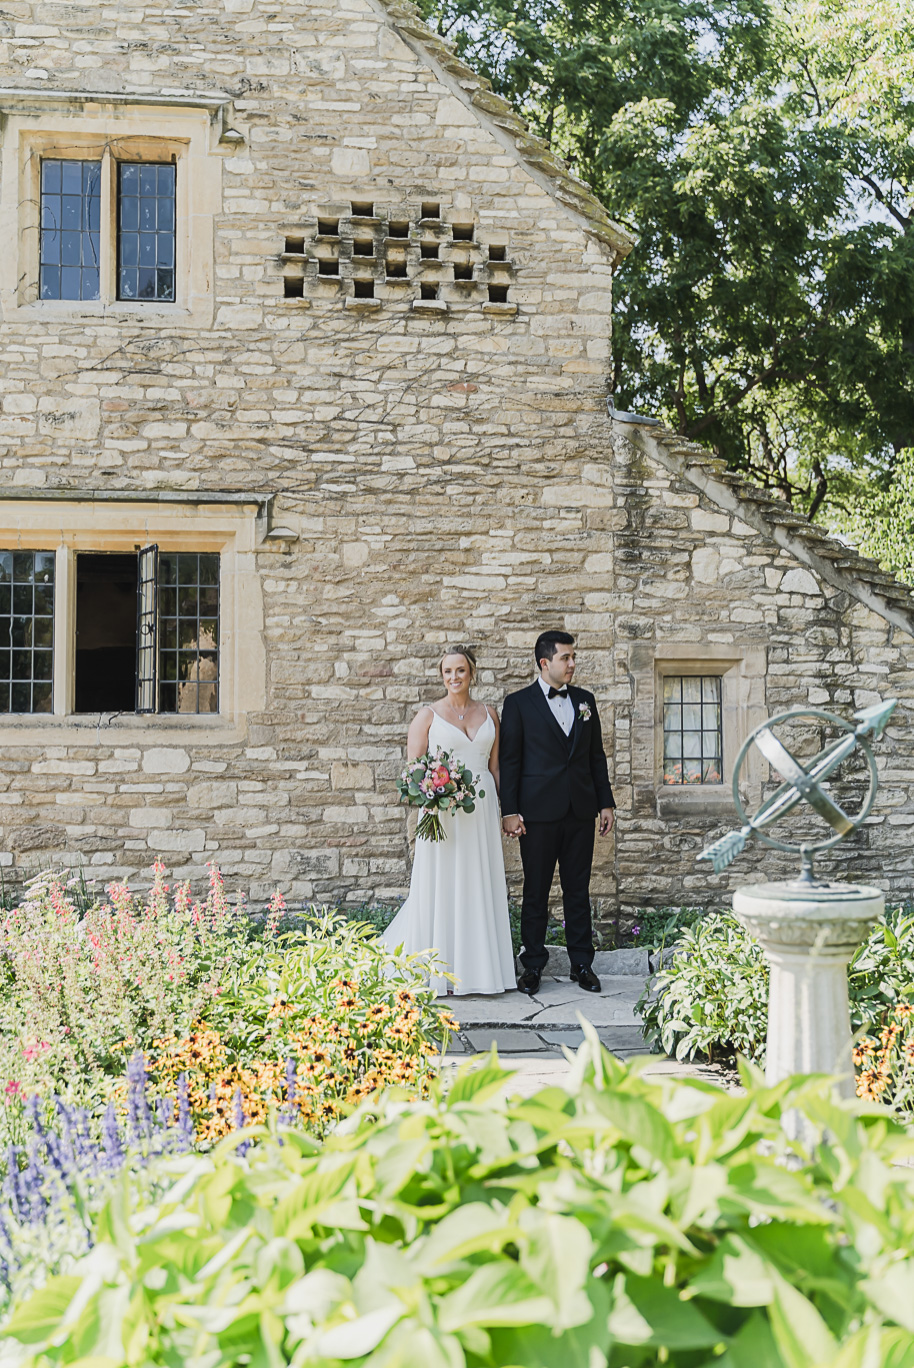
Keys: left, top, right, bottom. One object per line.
{"left": 853, "top": 699, "right": 896, "bottom": 739}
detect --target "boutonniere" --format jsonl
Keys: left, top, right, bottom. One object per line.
{"left": 578, "top": 701, "right": 592, "bottom": 721}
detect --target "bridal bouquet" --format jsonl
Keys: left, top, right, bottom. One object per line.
{"left": 396, "top": 747, "right": 485, "bottom": 843}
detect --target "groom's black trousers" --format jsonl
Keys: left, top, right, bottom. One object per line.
{"left": 518, "top": 812, "right": 595, "bottom": 971}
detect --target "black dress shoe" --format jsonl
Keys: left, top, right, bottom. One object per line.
{"left": 516, "top": 968, "right": 541, "bottom": 995}
{"left": 570, "top": 965, "right": 601, "bottom": 993}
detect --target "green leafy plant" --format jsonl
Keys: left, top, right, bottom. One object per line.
{"left": 640, "top": 906, "right": 914, "bottom": 1085}
{"left": 6, "top": 1032, "right": 914, "bottom": 1365}
{"left": 637, "top": 912, "right": 769, "bottom": 1062}
{"left": 847, "top": 908, "right": 914, "bottom": 1029}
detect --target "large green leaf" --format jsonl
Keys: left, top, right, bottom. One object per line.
{"left": 3, "top": 1276, "right": 83, "bottom": 1345}
{"left": 437, "top": 1263, "right": 555, "bottom": 1331}
{"left": 607, "top": 1274, "right": 722, "bottom": 1350}
{"left": 446, "top": 1056, "right": 515, "bottom": 1106}
{"left": 685, "top": 1235, "right": 777, "bottom": 1307}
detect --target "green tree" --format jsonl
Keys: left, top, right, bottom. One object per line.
{"left": 419, "top": 0, "right": 914, "bottom": 518}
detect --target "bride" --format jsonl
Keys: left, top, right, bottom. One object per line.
{"left": 382, "top": 646, "right": 517, "bottom": 997}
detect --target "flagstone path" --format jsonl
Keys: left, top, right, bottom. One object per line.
{"left": 441, "top": 967, "right": 727, "bottom": 1096}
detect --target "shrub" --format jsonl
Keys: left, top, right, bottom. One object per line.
{"left": 6, "top": 1032, "right": 914, "bottom": 1366}
{"left": 637, "top": 911, "right": 769, "bottom": 1063}
{"left": 627, "top": 905, "right": 706, "bottom": 952}
{"left": 847, "top": 907, "right": 914, "bottom": 1029}
{"left": 640, "top": 907, "right": 914, "bottom": 1095}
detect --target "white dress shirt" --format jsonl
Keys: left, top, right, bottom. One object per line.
{"left": 538, "top": 675, "right": 574, "bottom": 736}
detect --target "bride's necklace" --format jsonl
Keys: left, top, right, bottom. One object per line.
{"left": 447, "top": 697, "right": 471, "bottom": 721}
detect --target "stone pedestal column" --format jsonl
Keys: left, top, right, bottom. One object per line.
{"left": 732, "top": 882, "right": 883, "bottom": 1096}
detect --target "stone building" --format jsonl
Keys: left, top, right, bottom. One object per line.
{"left": 1, "top": 0, "right": 912, "bottom": 915}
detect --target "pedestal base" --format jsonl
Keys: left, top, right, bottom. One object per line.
{"left": 732, "top": 881, "right": 883, "bottom": 1096}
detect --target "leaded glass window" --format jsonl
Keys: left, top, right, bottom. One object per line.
{"left": 39, "top": 159, "right": 101, "bottom": 301}
{"left": 662, "top": 675, "right": 722, "bottom": 785}
{"left": 0, "top": 551, "right": 54, "bottom": 714}
{"left": 158, "top": 553, "right": 219, "bottom": 714}
{"left": 117, "top": 163, "right": 176, "bottom": 301}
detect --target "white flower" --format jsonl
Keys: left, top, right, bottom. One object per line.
{"left": 578, "top": 701, "right": 592, "bottom": 721}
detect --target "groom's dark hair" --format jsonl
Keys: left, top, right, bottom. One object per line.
{"left": 534, "top": 630, "right": 575, "bottom": 670}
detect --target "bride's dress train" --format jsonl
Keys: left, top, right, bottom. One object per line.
{"left": 382, "top": 711, "right": 516, "bottom": 996}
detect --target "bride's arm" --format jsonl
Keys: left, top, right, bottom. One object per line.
{"left": 407, "top": 706, "right": 434, "bottom": 761}
{"left": 486, "top": 705, "right": 501, "bottom": 796}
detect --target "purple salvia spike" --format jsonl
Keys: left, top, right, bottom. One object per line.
{"left": 126, "top": 1053, "right": 153, "bottom": 1143}
{"left": 282, "top": 1056, "right": 298, "bottom": 1126}
{"left": 3, "top": 1146, "right": 23, "bottom": 1224}
{"left": 233, "top": 1089, "right": 250, "bottom": 1157}
{"left": 177, "top": 1074, "right": 194, "bottom": 1149}
{"left": 26, "top": 1095, "right": 45, "bottom": 1140}
{"left": 23, "top": 1144, "right": 47, "bottom": 1224}
{"left": 55, "top": 1097, "right": 78, "bottom": 1169}
{"left": 102, "top": 1103, "right": 124, "bottom": 1171}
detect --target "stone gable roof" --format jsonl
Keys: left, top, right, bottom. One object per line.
{"left": 617, "top": 418, "right": 914, "bottom": 641}
{"left": 374, "top": 0, "right": 635, "bottom": 265}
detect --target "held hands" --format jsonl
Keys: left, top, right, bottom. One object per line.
{"left": 503, "top": 811, "right": 614, "bottom": 838}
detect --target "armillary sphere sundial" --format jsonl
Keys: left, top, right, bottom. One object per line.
{"left": 699, "top": 699, "right": 897, "bottom": 884}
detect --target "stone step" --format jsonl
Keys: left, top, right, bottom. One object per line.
{"left": 516, "top": 945, "right": 650, "bottom": 978}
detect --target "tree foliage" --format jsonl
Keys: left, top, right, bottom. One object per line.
{"left": 419, "top": 0, "right": 914, "bottom": 518}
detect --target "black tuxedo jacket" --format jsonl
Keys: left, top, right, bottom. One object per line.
{"left": 499, "top": 682, "right": 615, "bottom": 823}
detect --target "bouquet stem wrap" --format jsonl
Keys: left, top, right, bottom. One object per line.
{"left": 416, "top": 809, "right": 446, "bottom": 843}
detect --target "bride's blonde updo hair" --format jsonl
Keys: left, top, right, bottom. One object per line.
{"left": 438, "top": 644, "right": 478, "bottom": 685}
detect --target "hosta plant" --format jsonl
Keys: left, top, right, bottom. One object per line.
{"left": 4, "top": 1031, "right": 914, "bottom": 1366}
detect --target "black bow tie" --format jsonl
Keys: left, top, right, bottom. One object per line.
{"left": 548, "top": 687, "right": 569, "bottom": 699}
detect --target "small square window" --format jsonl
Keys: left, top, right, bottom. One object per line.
{"left": 353, "top": 239, "right": 374, "bottom": 257}
{"left": 487, "top": 284, "right": 509, "bottom": 303}
{"left": 453, "top": 263, "right": 473, "bottom": 281}
{"left": 420, "top": 283, "right": 438, "bottom": 300}
{"left": 353, "top": 279, "right": 374, "bottom": 298}
{"left": 318, "top": 218, "right": 340, "bottom": 236}
{"left": 350, "top": 201, "right": 374, "bottom": 217}
{"left": 388, "top": 221, "right": 409, "bottom": 238}
{"left": 421, "top": 243, "right": 440, "bottom": 259}
{"left": 283, "top": 276, "right": 304, "bottom": 297}
{"left": 451, "top": 223, "right": 474, "bottom": 241}
{"left": 662, "top": 675, "right": 722, "bottom": 785}
{"left": 318, "top": 259, "right": 340, "bottom": 275}
{"left": 488, "top": 245, "right": 506, "bottom": 261}
{"left": 284, "top": 236, "right": 305, "bottom": 255}
{"left": 421, "top": 202, "right": 440, "bottom": 219}
{"left": 386, "top": 260, "right": 408, "bottom": 278}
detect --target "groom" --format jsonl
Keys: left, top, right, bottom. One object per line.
{"left": 500, "top": 631, "right": 615, "bottom": 995}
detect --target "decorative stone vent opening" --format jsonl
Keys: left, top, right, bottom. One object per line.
{"left": 278, "top": 201, "right": 517, "bottom": 315}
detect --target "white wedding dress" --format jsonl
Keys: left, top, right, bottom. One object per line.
{"left": 382, "top": 711, "right": 517, "bottom": 996}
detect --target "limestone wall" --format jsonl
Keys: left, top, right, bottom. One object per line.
{"left": 0, "top": 0, "right": 912, "bottom": 916}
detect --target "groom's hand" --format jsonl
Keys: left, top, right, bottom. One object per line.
{"left": 599, "top": 809, "right": 615, "bottom": 836}
{"left": 502, "top": 814, "right": 526, "bottom": 838}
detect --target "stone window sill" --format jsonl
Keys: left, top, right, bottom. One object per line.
{"left": 0, "top": 713, "right": 246, "bottom": 747}
{"left": 655, "top": 785, "right": 736, "bottom": 819}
